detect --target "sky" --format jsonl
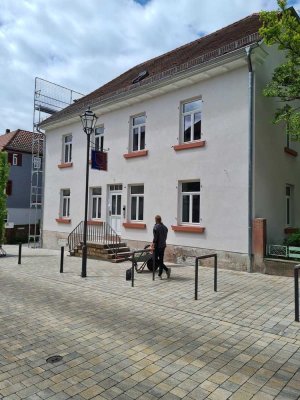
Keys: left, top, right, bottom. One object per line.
{"left": 0, "top": 0, "right": 299, "bottom": 134}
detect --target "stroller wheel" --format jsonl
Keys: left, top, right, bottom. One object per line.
{"left": 147, "top": 258, "right": 158, "bottom": 271}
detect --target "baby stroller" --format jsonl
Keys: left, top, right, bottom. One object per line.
{"left": 130, "top": 244, "right": 159, "bottom": 273}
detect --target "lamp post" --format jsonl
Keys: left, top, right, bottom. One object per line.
{"left": 80, "top": 106, "right": 98, "bottom": 277}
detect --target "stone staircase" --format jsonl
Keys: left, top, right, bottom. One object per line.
{"left": 71, "top": 241, "right": 132, "bottom": 263}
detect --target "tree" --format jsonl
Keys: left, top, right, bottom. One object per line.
{"left": 0, "top": 152, "right": 10, "bottom": 251}
{"left": 259, "top": 0, "right": 300, "bottom": 138}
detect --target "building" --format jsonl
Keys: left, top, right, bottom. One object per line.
{"left": 0, "top": 129, "right": 43, "bottom": 243}
{"left": 40, "top": 12, "right": 300, "bottom": 271}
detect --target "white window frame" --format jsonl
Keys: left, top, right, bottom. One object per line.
{"left": 90, "top": 187, "right": 102, "bottom": 220}
{"left": 181, "top": 98, "right": 202, "bottom": 143}
{"left": 63, "top": 134, "right": 72, "bottom": 163}
{"left": 61, "top": 189, "right": 70, "bottom": 218}
{"left": 129, "top": 185, "right": 144, "bottom": 222}
{"left": 12, "top": 154, "right": 18, "bottom": 166}
{"left": 130, "top": 114, "right": 146, "bottom": 152}
{"left": 180, "top": 181, "right": 201, "bottom": 225}
{"left": 94, "top": 126, "right": 104, "bottom": 151}
{"left": 286, "top": 184, "right": 294, "bottom": 227}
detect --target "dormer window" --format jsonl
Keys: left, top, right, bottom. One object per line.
{"left": 132, "top": 70, "right": 149, "bottom": 84}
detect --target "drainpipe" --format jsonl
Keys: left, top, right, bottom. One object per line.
{"left": 246, "top": 46, "right": 254, "bottom": 272}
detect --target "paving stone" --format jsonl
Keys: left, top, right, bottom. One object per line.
{"left": 1, "top": 245, "right": 300, "bottom": 400}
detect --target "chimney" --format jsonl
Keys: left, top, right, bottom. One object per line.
{"left": 5, "top": 129, "right": 10, "bottom": 134}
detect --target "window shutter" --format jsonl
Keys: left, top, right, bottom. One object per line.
{"left": 6, "top": 180, "right": 12, "bottom": 196}
{"left": 7, "top": 153, "right": 13, "bottom": 165}
{"left": 17, "top": 153, "right": 22, "bottom": 166}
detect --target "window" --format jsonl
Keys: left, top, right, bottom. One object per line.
{"left": 131, "top": 115, "right": 146, "bottom": 151}
{"left": 13, "top": 154, "right": 18, "bottom": 165}
{"left": 181, "top": 99, "right": 202, "bottom": 143}
{"left": 6, "top": 180, "right": 12, "bottom": 196}
{"left": 130, "top": 185, "right": 144, "bottom": 221}
{"left": 286, "top": 185, "right": 294, "bottom": 226}
{"left": 63, "top": 135, "right": 72, "bottom": 163}
{"left": 61, "top": 189, "right": 70, "bottom": 218}
{"left": 286, "top": 133, "right": 291, "bottom": 149}
{"left": 110, "top": 184, "right": 122, "bottom": 191}
{"left": 91, "top": 187, "right": 102, "bottom": 219}
{"left": 180, "top": 181, "right": 200, "bottom": 224}
{"left": 94, "top": 126, "right": 104, "bottom": 151}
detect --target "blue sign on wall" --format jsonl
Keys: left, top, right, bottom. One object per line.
{"left": 91, "top": 150, "right": 107, "bottom": 171}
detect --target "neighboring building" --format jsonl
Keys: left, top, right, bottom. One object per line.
{"left": 0, "top": 129, "right": 42, "bottom": 243}
{"left": 40, "top": 12, "right": 300, "bottom": 271}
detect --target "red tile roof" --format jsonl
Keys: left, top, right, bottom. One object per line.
{"left": 0, "top": 130, "right": 43, "bottom": 154}
{"left": 42, "top": 13, "right": 262, "bottom": 127}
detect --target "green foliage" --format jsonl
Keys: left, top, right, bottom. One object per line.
{"left": 0, "top": 152, "right": 10, "bottom": 244}
{"left": 284, "top": 230, "right": 300, "bottom": 246}
{"left": 259, "top": 1, "right": 300, "bottom": 137}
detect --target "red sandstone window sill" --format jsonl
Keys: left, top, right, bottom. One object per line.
{"left": 173, "top": 140, "right": 206, "bottom": 151}
{"left": 56, "top": 218, "right": 71, "bottom": 224}
{"left": 87, "top": 220, "right": 103, "bottom": 225}
{"left": 58, "top": 162, "right": 73, "bottom": 169}
{"left": 284, "top": 227, "right": 298, "bottom": 234}
{"left": 284, "top": 147, "right": 298, "bottom": 157}
{"left": 171, "top": 225, "right": 205, "bottom": 233}
{"left": 123, "top": 150, "right": 148, "bottom": 159}
{"left": 123, "top": 222, "right": 146, "bottom": 229}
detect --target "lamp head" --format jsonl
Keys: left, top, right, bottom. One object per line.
{"left": 80, "top": 106, "right": 98, "bottom": 135}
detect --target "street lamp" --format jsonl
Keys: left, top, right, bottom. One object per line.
{"left": 80, "top": 106, "right": 98, "bottom": 277}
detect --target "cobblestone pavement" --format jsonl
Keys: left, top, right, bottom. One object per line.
{"left": 0, "top": 245, "right": 300, "bottom": 400}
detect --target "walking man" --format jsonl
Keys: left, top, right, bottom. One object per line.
{"left": 151, "top": 215, "right": 171, "bottom": 279}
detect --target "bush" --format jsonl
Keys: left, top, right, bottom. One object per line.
{"left": 284, "top": 231, "right": 300, "bottom": 247}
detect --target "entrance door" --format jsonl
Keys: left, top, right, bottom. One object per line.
{"left": 108, "top": 185, "right": 122, "bottom": 234}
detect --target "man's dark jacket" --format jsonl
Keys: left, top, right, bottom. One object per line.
{"left": 153, "top": 223, "right": 168, "bottom": 249}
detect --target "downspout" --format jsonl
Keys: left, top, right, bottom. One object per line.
{"left": 246, "top": 46, "right": 254, "bottom": 272}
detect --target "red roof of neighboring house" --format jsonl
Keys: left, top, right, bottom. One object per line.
{"left": 0, "top": 130, "right": 43, "bottom": 154}
{"left": 41, "top": 12, "right": 262, "bottom": 128}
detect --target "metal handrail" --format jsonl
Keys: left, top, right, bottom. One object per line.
{"left": 67, "top": 221, "right": 121, "bottom": 259}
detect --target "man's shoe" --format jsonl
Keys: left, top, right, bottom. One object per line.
{"left": 167, "top": 268, "right": 171, "bottom": 279}
{"left": 158, "top": 275, "right": 162, "bottom": 280}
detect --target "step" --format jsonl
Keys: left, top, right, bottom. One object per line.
{"left": 106, "top": 251, "right": 132, "bottom": 260}
{"left": 102, "top": 247, "right": 131, "bottom": 255}
{"left": 86, "top": 242, "right": 127, "bottom": 249}
{"left": 75, "top": 247, "right": 130, "bottom": 256}
{"left": 76, "top": 242, "right": 127, "bottom": 249}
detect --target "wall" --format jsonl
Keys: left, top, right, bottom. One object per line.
{"left": 43, "top": 65, "right": 250, "bottom": 259}
{"left": 7, "top": 152, "right": 31, "bottom": 209}
{"left": 7, "top": 208, "right": 41, "bottom": 225}
{"left": 254, "top": 44, "right": 300, "bottom": 245}
{"left": 5, "top": 152, "right": 41, "bottom": 226}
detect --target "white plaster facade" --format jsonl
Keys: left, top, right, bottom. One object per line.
{"left": 42, "top": 41, "right": 300, "bottom": 270}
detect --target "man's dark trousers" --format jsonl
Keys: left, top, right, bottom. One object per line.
{"left": 155, "top": 247, "right": 168, "bottom": 277}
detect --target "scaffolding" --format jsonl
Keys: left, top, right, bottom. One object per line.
{"left": 28, "top": 77, "right": 83, "bottom": 247}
